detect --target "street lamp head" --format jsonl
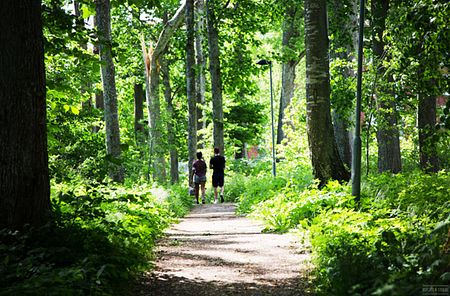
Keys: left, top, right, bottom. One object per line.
{"left": 256, "top": 59, "right": 271, "bottom": 65}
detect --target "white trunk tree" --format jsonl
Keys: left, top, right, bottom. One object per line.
{"left": 95, "top": 0, "right": 124, "bottom": 182}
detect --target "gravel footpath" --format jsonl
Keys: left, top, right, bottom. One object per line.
{"left": 133, "top": 203, "right": 313, "bottom": 296}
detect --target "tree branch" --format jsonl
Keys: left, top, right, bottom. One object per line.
{"left": 153, "top": 2, "right": 186, "bottom": 59}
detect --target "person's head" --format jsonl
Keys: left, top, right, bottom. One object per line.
{"left": 196, "top": 151, "right": 203, "bottom": 159}
{"left": 214, "top": 147, "right": 220, "bottom": 155}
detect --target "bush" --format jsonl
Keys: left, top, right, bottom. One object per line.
{"left": 253, "top": 180, "right": 354, "bottom": 232}
{"left": 235, "top": 168, "right": 450, "bottom": 296}
{"left": 0, "top": 180, "right": 192, "bottom": 296}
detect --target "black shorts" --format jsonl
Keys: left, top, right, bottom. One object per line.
{"left": 212, "top": 173, "right": 224, "bottom": 187}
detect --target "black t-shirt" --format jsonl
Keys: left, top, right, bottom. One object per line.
{"left": 210, "top": 155, "right": 225, "bottom": 174}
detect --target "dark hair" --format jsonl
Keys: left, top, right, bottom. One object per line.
{"left": 214, "top": 147, "right": 220, "bottom": 154}
{"left": 196, "top": 152, "right": 203, "bottom": 159}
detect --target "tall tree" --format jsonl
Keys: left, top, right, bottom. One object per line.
{"left": 418, "top": 92, "right": 439, "bottom": 173}
{"left": 0, "top": 0, "right": 50, "bottom": 229}
{"left": 386, "top": 0, "right": 448, "bottom": 172}
{"left": 141, "top": 3, "right": 185, "bottom": 183}
{"left": 161, "top": 58, "right": 179, "bottom": 184}
{"left": 95, "top": 0, "right": 124, "bottom": 182}
{"left": 195, "top": 0, "right": 207, "bottom": 148}
{"left": 304, "top": 0, "right": 350, "bottom": 185}
{"left": 206, "top": 0, "right": 224, "bottom": 154}
{"left": 372, "top": 0, "right": 402, "bottom": 173}
{"left": 328, "top": 0, "right": 357, "bottom": 168}
{"left": 134, "top": 83, "right": 145, "bottom": 137}
{"left": 186, "top": 0, "right": 197, "bottom": 186}
{"left": 277, "top": 1, "right": 304, "bottom": 145}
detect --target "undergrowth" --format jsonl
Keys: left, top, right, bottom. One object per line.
{"left": 0, "top": 179, "right": 192, "bottom": 296}
{"left": 230, "top": 166, "right": 450, "bottom": 296}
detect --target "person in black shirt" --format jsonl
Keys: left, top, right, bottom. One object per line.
{"left": 209, "top": 147, "right": 225, "bottom": 203}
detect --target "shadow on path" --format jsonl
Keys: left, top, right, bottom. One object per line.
{"left": 133, "top": 203, "right": 312, "bottom": 296}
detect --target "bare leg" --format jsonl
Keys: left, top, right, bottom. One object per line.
{"left": 213, "top": 186, "right": 218, "bottom": 203}
{"left": 194, "top": 183, "right": 200, "bottom": 204}
{"left": 200, "top": 182, "right": 206, "bottom": 203}
{"left": 220, "top": 186, "right": 224, "bottom": 202}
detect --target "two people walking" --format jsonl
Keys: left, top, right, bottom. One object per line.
{"left": 192, "top": 147, "right": 225, "bottom": 204}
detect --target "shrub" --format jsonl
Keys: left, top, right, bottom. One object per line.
{"left": 0, "top": 180, "right": 192, "bottom": 296}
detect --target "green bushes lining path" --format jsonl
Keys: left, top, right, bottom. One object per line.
{"left": 229, "top": 165, "right": 450, "bottom": 296}
{"left": 0, "top": 180, "right": 192, "bottom": 296}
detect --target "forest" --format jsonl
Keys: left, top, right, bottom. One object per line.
{"left": 1, "top": 0, "right": 449, "bottom": 295}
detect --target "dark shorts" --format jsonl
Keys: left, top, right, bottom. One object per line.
{"left": 212, "top": 173, "right": 224, "bottom": 187}
{"left": 194, "top": 175, "right": 206, "bottom": 184}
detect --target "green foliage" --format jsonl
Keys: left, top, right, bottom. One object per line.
{"left": 236, "top": 165, "right": 450, "bottom": 295}
{"left": 253, "top": 181, "right": 354, "bottom": 233}
{"left": 0, "top": 181, "right": 192, "bottom": 295}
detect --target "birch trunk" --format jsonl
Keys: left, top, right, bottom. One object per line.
{"left": 0, "top": 0, "right": 50, "bottom": 229}
{"left": 206, "top": 0, "right": 224, "bottom": 154}
{"left": 141, "top": 3, "right": 185, "bottom": 183}
{"left": 304, "top": 0, "right": 350, "bottom": 185}
{"left": 96, "top": 0, "right": 124, "bottom": 182}
{"left": 186, "top": 0, "right": 198, "bottom": 187}
{"left": 161, "top": 59, "right": 179, "bottom": 184}
{"left": 195, "top": 0, "right": 207, "bottom": 148}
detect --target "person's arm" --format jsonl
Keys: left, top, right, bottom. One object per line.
{"left": 209, "top": 158, "right": 213, "bottom": 169}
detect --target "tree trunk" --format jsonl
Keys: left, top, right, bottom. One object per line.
{"left": 418, "top": 93, "right": 439, "bottom": 173}
{"left": 277, "top": 3, "right": 303, "bottom": 145}
{"left": 332, "top": 111, "right": 352, "bottom": 167}
{"left": 134, "top": 83, "right": 145, "bottom": 137}
{"left": 328, "top": 0, "right": 357, "bottom": 168}
{"left": 95, "top": 0, "right": 124, "bottom": 182}
{"left": 74, "top": 0, "right": 92, "bottom": 110}
{"left": 186, "top": 0, "right": 198, "bottom": 187}
{"left": 141, "top": 3, "right": 185, "bottom": 183}
{"left": 195, "top": 0, "right": 207, "bottom": 148}
{"left": 92, "top": 91, "right": 104, "bottom": 133}
{"left": 372, "top": 0, "right": 402, "bottom": 173}
{"left": 95, "top": 91, "right": 104, "bottom": 109}
{"left": 206, "top": 0, "right": 224, "bottom": 154}
{"left": 161, "top": 59, "right": 179, "bottom": 184}
{"left": 0, "top": 0, "right": 50, "bottom": 229}
{"left": 304, "top": 0, "right": 350, "bottom": 185}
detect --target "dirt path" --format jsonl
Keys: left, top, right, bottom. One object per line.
{"left": 134, "top": 203, "right": 312, "bottom": 296}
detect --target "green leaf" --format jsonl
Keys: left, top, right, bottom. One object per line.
{"left": 71, "top": 106, "right": 80, "bottom": 115}
{"left": 63, "top": 105, "right": 70, "bottom": 112}
{"left": 81, "top": 6, "right": 95, "bottom": 19}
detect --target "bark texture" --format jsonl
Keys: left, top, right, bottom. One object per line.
{"left": 142, "top": 3, "right": 185, "bottom": 183}
{"left": 186, "top": 0, "right": 198, "bottom": 187}
{"left": 277, "top": 4, "right": 303, "bottom": 145}
{"left": 0, "top": 0, "right": 50, "bottom": 229}
{"left": 96, "top": 0, "right": 124, "bottom": 182}
{"left": 304, "top": 0, "right": 350, "bottom": 185}
{"left": 195, "top": 0, "right": 207, "bottom": 148}
{"left": 134, "top": 83, "right": 145, "bottom": 135}
{"left": 372, "top": 0, "right": 402, "bottom": 173}
{"left": 332, "top": 111, "right": 352, "bottom": 167}
{"left": 418, "top": 94, "right": 439, "bottom": 173}
{"left": 161, "top": 59, "right": 179, "bottom": 184}
{"left": 206, "top": 0, "right": 224, "bottom": 154}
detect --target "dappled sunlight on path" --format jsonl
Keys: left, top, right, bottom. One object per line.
{"left": 134, "top": 203, "right": 312, "bottom": 296}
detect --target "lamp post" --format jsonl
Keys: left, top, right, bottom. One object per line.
{"left": 352, "top": 0, "right": 365, "bottom": 201}
{"left": 257, "top": 59, "right": 276, "bottom": 177}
